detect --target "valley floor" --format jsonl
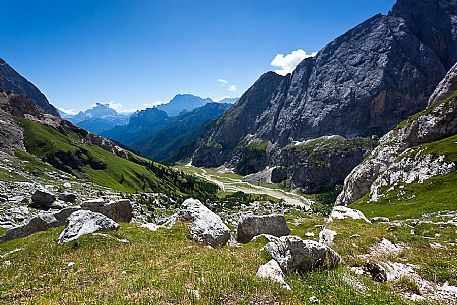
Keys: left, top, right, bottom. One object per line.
{"left": 176, "top": 165, "right": 313, "bottom": 210}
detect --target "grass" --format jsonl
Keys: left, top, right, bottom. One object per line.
{"left": 0, "top": 222, "right": 414, "bottom": 305}
{"left": 286, "top": 137, "right": 375, "bottom": 166}
{"left": 351, "top": 134, "right": 457, "bottom": 220}
{"left": 18, "top": 119, "right": 218, "bottom": 200}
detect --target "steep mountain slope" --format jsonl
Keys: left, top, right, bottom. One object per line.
{"left": 103, "top": 102, "right": 232, "bottom": 163}
{"left": 336, "top": 62, "right": 457, "bottom": 217}
{"left": 156, "top": 94, "right": 213, "bottom": 116}
{"left": 193, "top": 0, "right": 457, "bottom": 192}
{"left": 0, "top": 58, "right": 59, "bottom": 116}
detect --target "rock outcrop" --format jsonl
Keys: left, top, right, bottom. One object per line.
{"left": 193, "top": 0, "right": 457, "bottom": 192}
{"left": 236, "top": 214, "right": 290, "bottom": 243}
{"left": 178, "top": 199, "right": 231, "bottom": 247}
{"left": 265, "top": 235, "right": 341, "bottom": 274}
{"left": 0, "top": 58, "right": 59, "bottom": 116}
{"left": 58, "top": 210, "right": 119, "bottom": 243}
{"left": 336, "top": 62, "right": 457, "bottom": 206}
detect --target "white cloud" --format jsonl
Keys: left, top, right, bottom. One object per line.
{"left": 270, "top": 49, "right": 317, "bottom": 76}
{"left": 228, "top": 85, "right": 237, "bottom": 92}
{"left": 217, "top": 79, "right": 228, "bottom": 85}
{"left": 58, "top": 107, "right": 78, "bottom": 115}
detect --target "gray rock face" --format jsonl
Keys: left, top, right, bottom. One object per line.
{"left": 0, "top": 58, "right": 59, "bottom": 116}
{"left": 30, "top": 190, "right": 56, "bottom": 209}
{"left": 178, "top": 199, "right": 230, "bottom": 247}
{"left": 236, "top": 214, "right": 290, "bottom": 243}
{"left": 271, "top": 137, "right": 375, "bottom": 193}
{"left": 193, "top": 0, "right": 457, "bottom": 188}
{"left": 81, "top": 199, "right": 133, "bottom": 223}
{"left": 265, "top": 235, "right": 341, "bottom": 274}
{"left": 336, "top": 62, "right": 457, "bottom": 206}
{"left": 58, "top": 210, "right": 119, "bottom": 243}
{"left": 58, "top": 192, "right": 77, "bottom": 203}
{"left": 0, "top": 207, "right": 80, "bottom": 243}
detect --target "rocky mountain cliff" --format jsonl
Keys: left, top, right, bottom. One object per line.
{"left": 193, "top": 0, "right": 457, "bottom": 193}
{"left": 336, "top": 61, "right": 457, "bottom": 206}
{"left": 0, "top": 58, "right": 59, "bottom": 116}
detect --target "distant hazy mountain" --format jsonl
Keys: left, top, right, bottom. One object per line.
{"left": 0, "top": 58, "right": 59, "bottom": 116}
{"left": 103, "top": 107, "right": 170, "bottom": 146}
{"left": 67, "top": 103, "right": 129, "bottom": 134}
{"left": 218, "top": 97, "right": 239, "bottom": 104}
{"left": 156, "top": 94, "right": 213, "bottom": 116}
{"left": 102, "top": 102, "right": 232, "bottom": 163}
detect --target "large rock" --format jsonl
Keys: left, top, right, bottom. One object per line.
{"left": 58, "top": 210, "right": 119, "bottom": 243}
{"left": 193, "top": 0, "right": 457, "bottom": 187}
{"left": 265, "top": 235, "right": 341, "bottom": 274}
{"left": 0, "top": 207, "right": 80, "bottom": 243}
{"left": 256, "top": 259, "right": 291, "bottom": 290}
{"left": 328, "top": 206, "right": 370, "bottom": 223}
{"left": 236, "top": 214, "right": 290, "bottom": 243}
{"left": 178, "top": 199, "right": 230, "bottom": 247}
{"left": 30, "top": 190, "right": 56, "bottom": 210}
{"left": 81, "top": 198, "right": 133, "bottom": 223}
{"left": 58, "top": 192, "right": 77, "bottom": 203}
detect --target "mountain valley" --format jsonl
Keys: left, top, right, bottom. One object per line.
{"left": 1, "top": 0, "right": 457, "bottom": 304}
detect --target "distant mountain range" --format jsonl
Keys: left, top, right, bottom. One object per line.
{"left": 62, "top": 103, "right": 130, "bottom": 135}
{"left": 156, "top": 94, "right": 213, "bottom": 116}
{"left": 102, "top": 102, "right": 232, "bottom": 164}
{"left": 60, "top": 95, "right": 238, "bottom": 137}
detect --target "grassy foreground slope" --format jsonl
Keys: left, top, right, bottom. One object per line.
{"left": 0, "top": 221, "right": 415, "bottom": 305}
{"left": 18, "top": 119, "right": 218, "bottom": 200}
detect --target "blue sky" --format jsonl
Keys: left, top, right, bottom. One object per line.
{"left": 0, "top": 0, "right": 395, "bottom": 113}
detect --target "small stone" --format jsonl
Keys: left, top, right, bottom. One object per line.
{"left": 67, "top": 262, "right": 75, "bottom": 267}
{"left": 309, "top": 296, "right": 319, "bottom": 303}
{"left": 319, "top": 228, "right": 337, "bottom": 246}
{"left": 256, "top": 259, "right": 291, "bottom": 290}
{"left": 3, "top": 260, "right": 11, "bottom": 267}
